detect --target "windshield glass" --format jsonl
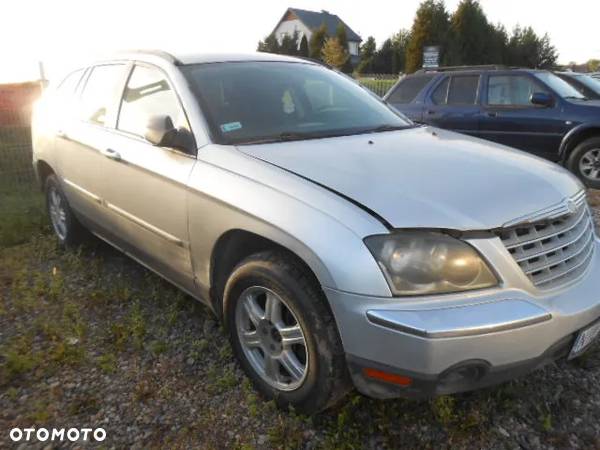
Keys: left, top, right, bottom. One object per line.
{"left": 534, "top": 72, "right": 586, "bottom": 99}
{"left": 574, "top": 74, "right": 600, "bottom": 94}
{"left": 182, "top": 61, "right": 411, "bottom": 144}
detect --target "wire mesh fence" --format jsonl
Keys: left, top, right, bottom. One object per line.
{"left": 355, "top": 74, "right": 400, "bottom": 97}
{"left": 0, "top": 82, "right": 42, "bottom": 190}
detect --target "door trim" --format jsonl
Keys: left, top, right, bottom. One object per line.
{"left": 63, "top": 178, "right": 102, "bottom": 204}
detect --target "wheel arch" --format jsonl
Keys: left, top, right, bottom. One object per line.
{"left": 559, "top": 123, "right": 600, "bottom": 163}
{"left": 34, "top": 159, "right": 56, "bottom": 190}
{"left": 208, "top": 228, "right": 333, "bottom": 320}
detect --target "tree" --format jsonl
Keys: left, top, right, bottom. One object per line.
{"left": 299, "top": 35, "right": 309, "bottom": 57}
{"left": 336, "top": 24, "right": 354, "bottom": 72}
{"left": 487, "top": 23, "right": 508, "bottom": 65}
{"left": 356, "top": 36, "right": 376, "bottom": 73}
{"left": 321, "top": 37, "right": 349, "bottom": 69}
{"left": 405, "top": 0, "right": 451, "bottom": 73}
{"left": 588, "top": 59, "right": 600, "bottom": 72}
{"left": 280, "top": 31, "right": 300, "bottom": 56}
{"left": 391, "top": 29, "right": 411, "bottom": 73}
{"left": 506, "top": 26, "right": 557, "bottom": 69}
{"left": 372, "top": 39, "right": 395, "bottom": 73}
{"left": 309, "top": 24, "right": 328, "bottom": 60}
{"left": 449, "top": 0, "right": 491, "bottom": 65}
{"left": 257, "top": 34, "right": 280, "bottom": 54}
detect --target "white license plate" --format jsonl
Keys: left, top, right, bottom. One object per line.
{"left": 569, "top": 320, "right": 600, "bottom": 359}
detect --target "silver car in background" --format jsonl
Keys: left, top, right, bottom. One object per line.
{"left": 32, "top": 51, "right": 600, "bottom": 413}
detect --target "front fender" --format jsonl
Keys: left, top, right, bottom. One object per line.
{"left": 187, "top": 145, "right": 393, "bottom": 298}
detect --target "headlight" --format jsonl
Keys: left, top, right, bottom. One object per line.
{"left": 364, "top": 231, "right": 498, "bottom": 296}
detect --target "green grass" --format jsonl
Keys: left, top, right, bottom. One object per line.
{"left": 0, "top": 186, "right": 47, "bottom": 248}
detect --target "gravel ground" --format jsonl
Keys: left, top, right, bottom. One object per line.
{"left": 0, "top": 192, "right": 599, "bottom": 449}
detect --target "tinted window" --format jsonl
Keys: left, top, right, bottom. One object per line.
{"left": 447, "top": 75, "right": 479, "bottom": 104}
{"left": 534, "top": 72, "right": 585, "bottom": 99}
{"left": 118, "top": 65, "right": 188, "bottom": 138}
{"left": 182, "top": 62, "right": 411, "bottom": 145}
{"left": 487, "top": 75, "right": 548, "bottom": 106}
{"left": 80, "top": 65, "right": 126, "bottom": 125}
{"left": 387, "top": 75, "right": 433, "bottom": 104}
{"left": 431, "top": 77, "right": 449, "bottom": 105}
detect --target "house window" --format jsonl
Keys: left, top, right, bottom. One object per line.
{"left": 348, "top": 42, "right": 358, "bottom": 56}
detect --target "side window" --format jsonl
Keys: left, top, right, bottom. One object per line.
{"left": 56, "top": 69, "right": 84, "bottom": 98}
{"left": 487, "top": 75, "right": 547, "bottom": 106}
{"left": 447, "top": 75, "right": 479, "bottom": 104}
{"left": 387, "top": 75, "right": 433, "bottom": 104}
{"left": 118, "top": 65, "right": 188, "bottom": 138}
{"left": 431, "top": 77, "right": 449, "bottom": 105}
{"left": 80, "top": 65, "right": 126, "bottom": 126}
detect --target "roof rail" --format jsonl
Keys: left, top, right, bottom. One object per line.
{"left": 118, "top": 49, "right": 182, "bottom": 65}
{"left": 416, "top": 65, "right": 516, "bottom": 73}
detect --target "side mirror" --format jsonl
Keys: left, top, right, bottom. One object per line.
{"left": 144, "top": 115, "right": 194, "bottom": 153}
{"left": 530, "top": 92, "right": 554, "bottom": 107}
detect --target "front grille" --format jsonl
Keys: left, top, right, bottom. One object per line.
{"left": 496, "top": 192, "right": 595, "bottom": 290}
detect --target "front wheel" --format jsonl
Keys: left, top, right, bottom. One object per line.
{"left": 224, "top": 250, "right": 351, "bottom": 413}
{"left": 45, "top": 174, "right": 87, "bottom": 246}
{"left": 567, "top": 137, "right": 600, "bottom": 189}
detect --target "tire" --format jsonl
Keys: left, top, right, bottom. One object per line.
{"left": 45, "top": 174, "right": 88, "bottom": 247}
{"left": 567, "top": 137, "right": 600, "bottom": 189}
{"left": 223, "top": 250, "right": 351, "bottom": 413}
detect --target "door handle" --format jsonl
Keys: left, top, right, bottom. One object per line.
{"left": 56, "top": 130, "right": 68, "bottom": 139}
{"left": 487, "top": 111, "right": 498, "bottom": 118}
{"left": 426, "top": 110, "right": 436, "bottom": 115}
{"left": 100, "top": 148, "right": 122, "bottom": 161}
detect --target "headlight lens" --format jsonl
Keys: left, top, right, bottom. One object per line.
{"left": 364, "top": 231, "right": 498, "bottom": 296}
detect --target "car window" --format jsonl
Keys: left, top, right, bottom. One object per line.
{"left": 118, "top": 65, "right": 188, "bottom": 138}
{"left": 431, "top": 77, "right": 449, "bottom": 105}
{"left": 487, "top": 75, "right": 547, "bottom": 106}
{"left": 79, "top": 64, "right": 126, "bottom": 126}
{"left": 447, "top": 75, "right": 479, "bottom": 104}
{"left": 56, "top": 69, "right": 85, "bottom": 98}
{"left": 534, "top": 72, "right": 584, "bottom": 99}
{"left": 182, "top": 62, "right": 411, "bottom": 145}
{"left": 387, "top": 75, "right": 434, "bottom": 104}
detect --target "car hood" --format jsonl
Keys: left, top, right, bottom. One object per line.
{"left": 236, "top": 126, "right": 583, "bottom": 230}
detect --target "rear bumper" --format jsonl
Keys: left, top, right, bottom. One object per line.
{"left": 325, "top": 239, "right": 600, "bottom": 399}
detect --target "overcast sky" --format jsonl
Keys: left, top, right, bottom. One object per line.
{"left": 2, "top": 0, "right": 599, "bottom": 83}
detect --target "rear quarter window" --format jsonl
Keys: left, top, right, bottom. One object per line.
{"left": 387, "top": 75, "right": 433, "bottom": 104}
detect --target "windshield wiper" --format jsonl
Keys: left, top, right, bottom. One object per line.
{"left": 235, "top": 131, "right": 323, "bottom": 145}
{"left": 564, "top": 96, "right": 589, "bottom": 101}
{"left": 353, "top": 124, "right": 410, "bottom": 135}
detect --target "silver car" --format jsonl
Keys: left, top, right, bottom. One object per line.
{"left": 32, "top": 51, "right": 600, "bottom": 413}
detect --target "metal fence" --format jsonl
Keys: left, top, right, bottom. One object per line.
{"left": 355, "top": 74, "right": 400, "bottom": 97}
{"left": 0, "top": 82, "right": 42, "bottom": 190}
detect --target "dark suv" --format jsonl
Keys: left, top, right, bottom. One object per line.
{"left": 385, "top": 66, "right": 600, "bottom": 188}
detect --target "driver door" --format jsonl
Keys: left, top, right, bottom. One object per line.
{"left": 101, "top": 63, "right": 197, "bottom": 291}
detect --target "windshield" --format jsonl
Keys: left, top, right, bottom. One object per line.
{"left": 182, "top": 61, "right": 411, "bottom": 144}
{"left": 574, "top": 74, "right": 600, "bottom": 94}
{"left": 534, "top": 72, "right": 586, "bottom": 99}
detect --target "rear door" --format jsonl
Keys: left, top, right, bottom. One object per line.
{"left": 100, "top": 63, "right": 197, "bottom": 291}
{"left": 56, "top": 64, "right": 128, "bottom": 228}
{"left": 479, "top": 73, "right": 566, "bottom": 159}
{"left": 422, "top": 73, "right": 482, "bottom": 136}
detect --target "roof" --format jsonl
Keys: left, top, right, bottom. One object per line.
{"left": 281, "top": 8, "right": 362, "bottom": 42}
{"left": 110, "top": 51, "right": 314, "bottom": 66}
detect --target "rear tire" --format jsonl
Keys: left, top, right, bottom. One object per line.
{"left": 45, "top": 174, "right": 88, "bottom": 247}
{"left": 567, "top": 137, "right": 600, "bottom": 189}
{"left": 223, "top": 250, "right": 351, "bottom": 414}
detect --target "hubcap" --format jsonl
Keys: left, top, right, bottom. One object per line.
{"left": 579, "top": 148, "right": 600, "bottom": 181}
{"left": 235, "top": 286, "right": 308, "bottom": 391}
{"left": 48, "top": 187, "right": 67, "bottom": 240}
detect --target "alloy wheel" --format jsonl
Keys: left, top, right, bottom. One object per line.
{"left": 235, "top": 286, "right": 308, "bottom": 391}
{"left": 48, "top": 187, "right": 68, "bottom": 240}
{"left": 579, "top": 148, "right": 600, "bottom": 181}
